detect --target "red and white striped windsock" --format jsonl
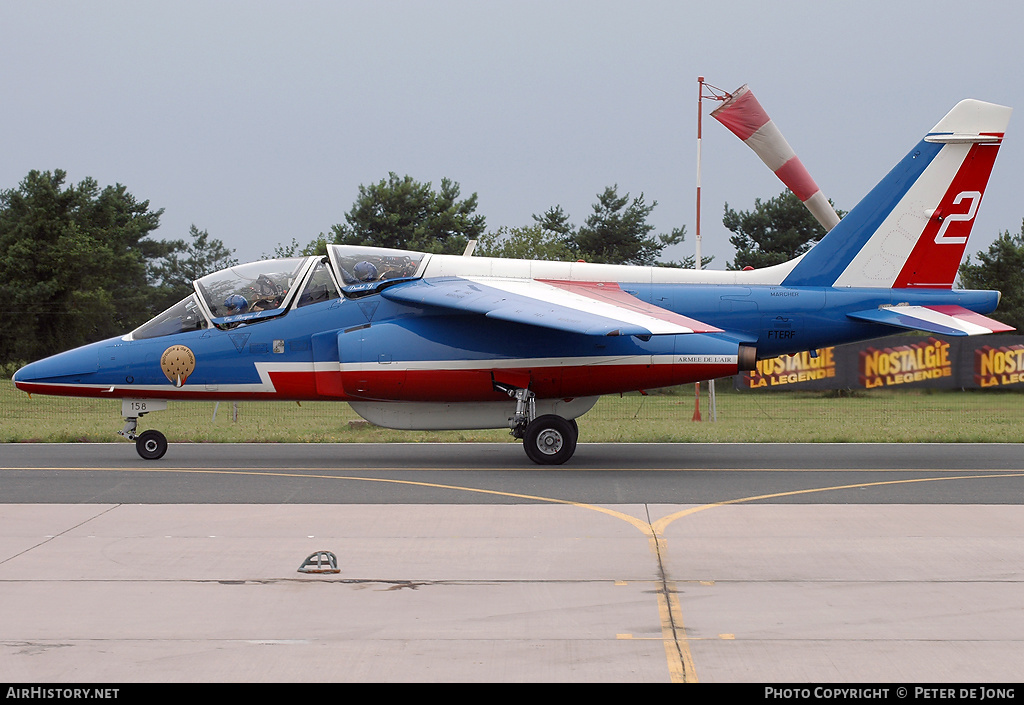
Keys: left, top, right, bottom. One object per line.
{"left": 711, "top": 84, "right": 840, "bottom": 232}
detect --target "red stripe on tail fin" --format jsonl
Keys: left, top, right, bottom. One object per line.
{"left": 892, "top": 143, "right": 1000, "bottom": 288}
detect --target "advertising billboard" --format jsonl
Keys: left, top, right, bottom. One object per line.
{"left": 736, "top": 335, "right": 1024, "bottom": 391}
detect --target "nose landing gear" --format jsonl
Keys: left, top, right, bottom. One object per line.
{"left": 118, "top": 400, "right": 169, "bottom": 460}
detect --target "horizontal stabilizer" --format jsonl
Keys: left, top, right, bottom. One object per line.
{"left": 847, "top": 305, "right": 1014, "bottom": 337}
{"left": 382, "top": 277, "right": 722, "bottom": 337}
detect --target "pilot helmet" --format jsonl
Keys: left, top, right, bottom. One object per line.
{"left": 223, "top": 294, "right": 249, "bottom": 315}
{"left": 353, "top": 260, "right": 378, "bottom": 282}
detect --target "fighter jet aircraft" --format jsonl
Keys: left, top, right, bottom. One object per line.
{"left": 12, "top": 99, "right": 1014, "bottom": 463}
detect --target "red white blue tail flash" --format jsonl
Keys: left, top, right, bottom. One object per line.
{"left": 783, "top": 99, "right": 1011, "bottom": 290}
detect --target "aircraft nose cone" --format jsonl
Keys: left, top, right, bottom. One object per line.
{"left": 12, "top": 359, "right": 45, "bottom": 392}
{"left": 12, "top": 359, "right": 42, "bottom": 387}
{"left": 11, "top": 345, "right": 102, "bottom": 391}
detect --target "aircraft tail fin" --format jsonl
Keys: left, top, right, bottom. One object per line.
{"left": 781, "top": 99, "right": 1011, "bottom": 289}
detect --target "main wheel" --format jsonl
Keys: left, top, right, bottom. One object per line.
{"left": 523, "top": 415, "right": 578, "bottom": 465}
{"left": 136, "top": 429, "right": 168, "bottom": 460}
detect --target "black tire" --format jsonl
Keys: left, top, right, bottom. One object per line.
{"left": 136, "top": 429, "right": 168, "bottom": 460}
{"left": 523, "top": 415, "right": 577, "bottom": 465}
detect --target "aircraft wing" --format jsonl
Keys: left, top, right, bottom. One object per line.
{"left": 847, "top": 305, "right": 1014, "bottom": 336}
{"left": 381, "top": 277, "right": 722, "bottom": 337}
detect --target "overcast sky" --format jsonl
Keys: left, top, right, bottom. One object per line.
{"left": 3, "top": 0, "right": 1022, "bottom": 268}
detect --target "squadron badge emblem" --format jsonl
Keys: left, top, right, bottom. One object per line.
{"left": 160, "top": 345, "right": 196, "bottom": 387}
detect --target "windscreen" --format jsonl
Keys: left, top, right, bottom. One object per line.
{"left": 131, "top": 294, "right": 209, "bottom": 340}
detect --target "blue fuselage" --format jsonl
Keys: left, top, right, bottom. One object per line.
{"left": 12, "top": 280, "right": 1001, "bottom": 403}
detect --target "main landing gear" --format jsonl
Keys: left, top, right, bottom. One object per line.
{"left": 118, "top": 400, "right": 169, "bottom": 460}
{"left": 497, "top": 385, "right": 580, "bottom": 465}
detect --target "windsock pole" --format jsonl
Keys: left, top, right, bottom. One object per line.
{"left": 695, "top": 78, "right": 731, "bottom": 422}
{"left": 696, "top": 77, "right": 704, "bottom": 272}
{"left": 695, "top": 77, "right": 704, "bottom": 421}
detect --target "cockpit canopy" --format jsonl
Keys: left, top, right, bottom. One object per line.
{"left": 195, "top": 258, "right": 307, "bottom": 318}
{"left": 328, "top": 245, "right": 426, "bottom": 285}
{"left": 128, "top": 246, "right": 429, "bottom": 340}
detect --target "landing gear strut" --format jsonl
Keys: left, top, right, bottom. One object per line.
{"left": 495, "top": 384, "right": 580, "bottom": 465}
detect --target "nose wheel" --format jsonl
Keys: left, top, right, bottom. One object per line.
{"left": 135, "top": 429, "right": 168, "bottom": 460}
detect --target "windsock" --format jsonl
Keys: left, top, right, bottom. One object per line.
{"left": 711, "top": 85, "right": 840, "bottom": 232}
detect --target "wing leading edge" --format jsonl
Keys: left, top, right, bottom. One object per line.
{"left": 381, "top": 277, "right": 722, "bottom": 337}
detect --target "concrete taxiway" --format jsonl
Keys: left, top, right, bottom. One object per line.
{"left": 1, "top": 443, "right": 1022, "bottom": 682}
